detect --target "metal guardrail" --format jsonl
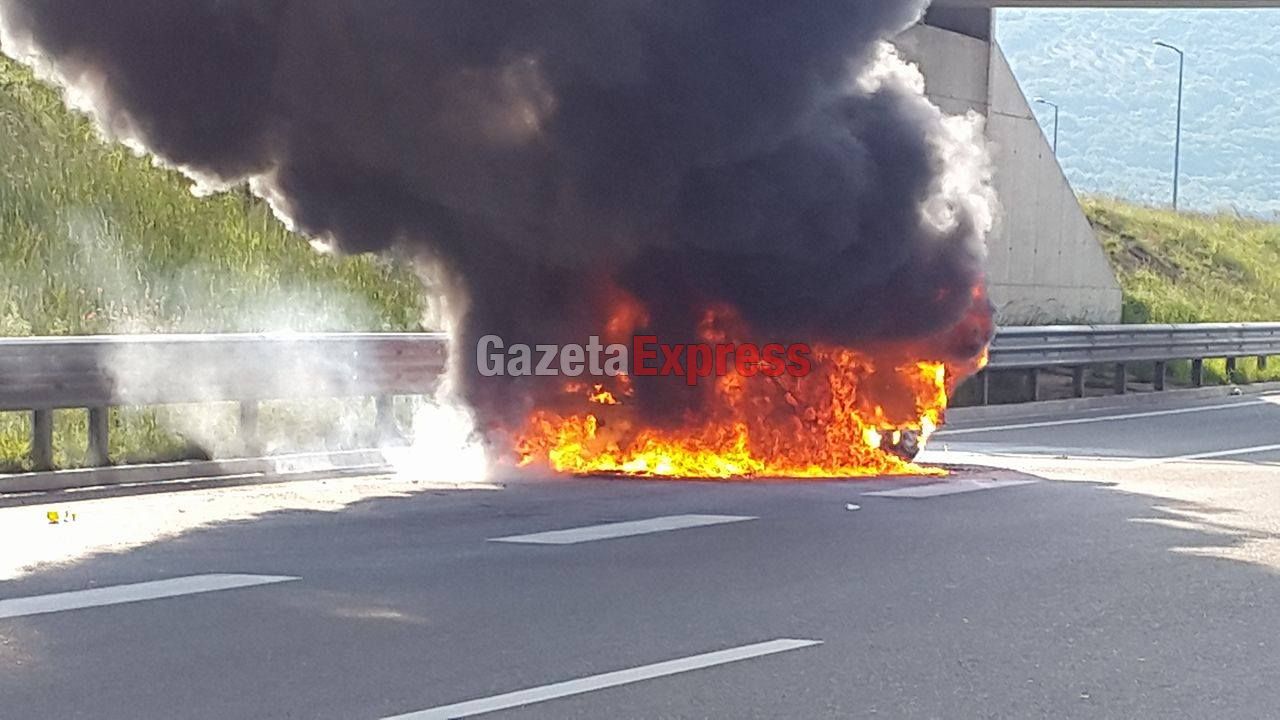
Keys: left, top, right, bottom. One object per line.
{"left": 981, "top": 323, "right": 1280, "bottom": 403}
{"left": 0, "top": 333, "right": 448, "bottom": 470}
{"left": 3, "top": 323, "right": 1277, "bottom": 470}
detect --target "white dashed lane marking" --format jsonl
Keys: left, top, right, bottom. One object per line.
{"left": 0, "top": 574, "right": 299, "bottom": 619}
{"left": 382, "top": 638, "right": 823, "bottom": 719}
{"left": 935, "top": 400, "right": 1265, "bottom": 437}
{"left": 489, "top": 514, "right": 757, "bottom": 545}
{"left": 863, "top": 478, "right": 1037, "bottom": 498}
{"left": 1127, "top": 441, "right": 1280, "bottom": 468}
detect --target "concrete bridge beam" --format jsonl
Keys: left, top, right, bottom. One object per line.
{"left": 897, "top": 9, "right": 1123, "bottom": 323}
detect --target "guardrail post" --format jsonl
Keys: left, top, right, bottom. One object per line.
{"left": 1225, "top": 357, "right": 1237, "bottom": 379}
{"left": 1154, "top": 361, "right": 1167, "bottom": 392}
{"left": 1259, "top": 355, "right": 1269, "bottom": 371}
{"left": 1072, "top": 367, "right": 1087, "bottom": 398}
{"left": 1027, "top": 369, "right": 1040, "bottom": 402}
{"left": 376, "top": 395, "right": 398, "bottom": 442}
{"left": 979, "top": 371, "right": 990, "bottom": 406}
{"left": 239, "top": 401, "right": 260, "bottom": 454}
{"left": 31, "top": 409, "right": 53, "bottom": 471}
{"left": 1113, "top": 363, "right": 1127, "bottom": 395}
{"left": 87, "top": 407, "right": 110, "bottom": 466}
{"left": 1191, "top": 359, "right": 1204, "bottom": 387}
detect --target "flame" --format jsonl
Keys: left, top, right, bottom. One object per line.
{"left": 588, "top": 384, "right": 620, "bottom": 405}
{"left": 504, "top": 284, "right": 995, "bottom": 481}
{"left": 515, "top": 349, "right": 957, "bottom": 479}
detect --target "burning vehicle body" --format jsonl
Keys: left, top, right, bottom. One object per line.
{"left": 0, "top": 0, "right": 997, "bottom": 479}
{"left": 509, "top": 286, "right": 994, "bottom": 478}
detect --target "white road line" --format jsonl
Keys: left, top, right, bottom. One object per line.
{"left": 488, "top": 514, "right": 756, "bottom": 545}
{"left": 382, "top": 638, "right": 822, "bottom": 720}
{"left": 1129, "top": 442, "right": 1280, "bottom": 468}
{"left": 863, "top": 478, "right": 1037, "bottom": 498}
{"left": 0, "top": 574, "right": 299, "bottom": 619}
{"left": 936, "top": 400, "right": 1265, "bottom": 436}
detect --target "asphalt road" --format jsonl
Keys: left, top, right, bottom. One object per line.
{"left": 6, "top": 391, "right": 1280, "bottom": 719}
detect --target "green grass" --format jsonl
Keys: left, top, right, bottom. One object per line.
{"left": 1085, "top": 196, "right": 1280, "bottom": 386}
{"left": 1085, "top": 196, "right": 1280, "bottom": 325}
{"left": 0, "top": 60, "right": 425, "bottom": 335}
{"left": 956, "top": 197, "right": 1280, "bottom": 406}
{"left": 0, "top": 56, "right": 429, "bottom": 471}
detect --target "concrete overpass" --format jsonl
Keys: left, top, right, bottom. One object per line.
{"left": 911, "top": 1, "right": 1278, "bottom": 323}
{"left": 896, "top": 7, "right": 1095, "bottom": 322}
{"left": 938, "top": 1, "right": 1278, "bottom": 6}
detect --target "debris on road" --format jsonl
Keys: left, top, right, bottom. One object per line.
{"left": 46, "top": 509, "right": 77, "bottom": 524}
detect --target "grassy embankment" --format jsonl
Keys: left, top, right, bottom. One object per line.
{"left": 969, "top": 197, "right": 1280, "bottom": 405}
{"left": 0, "top": 57, "right": 427, "bottom": 470}
{"left": 1085, "top": 196, "right": 1280, "bottom": 386}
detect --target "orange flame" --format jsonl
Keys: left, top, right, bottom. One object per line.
{"left": 588, "top": 384, "right": 620, "bottom": 405}
{"left": 515, "top": 347, "right": 955, "bottom": 479}
{"left": 505, "top": 284, "right": 995, "bottom": 481}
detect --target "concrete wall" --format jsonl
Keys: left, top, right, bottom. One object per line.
{"left": 895, "top": 23, "right": 1123, "bottom": 324}
{"left": 984, "top": 43, "right": 1123, "bottom": 323}
{"left": 922, "top": 6, "right": 994, "bottom": 40}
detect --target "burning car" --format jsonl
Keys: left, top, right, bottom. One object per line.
{"left": 879, "top": 429, "right": 922, "bottom": 462}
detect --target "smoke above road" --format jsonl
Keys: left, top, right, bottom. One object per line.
{"left": 0, "top": 1, "right": 996, "bottom": 457}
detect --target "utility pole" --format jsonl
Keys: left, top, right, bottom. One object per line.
{"left": 1154, "top": 40, "right": 1185, "bottom": 210}
{"left": 1034, "top": 98, "right": 1060, "bottom": 154}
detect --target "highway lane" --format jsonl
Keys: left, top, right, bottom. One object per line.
{"left": 5, "top": 391, "right": 1280, "bottom": 718}
{"left": 934, "top": 391, "right": 1280, "bottom": 460}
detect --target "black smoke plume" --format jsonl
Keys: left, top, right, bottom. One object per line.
{"left": 0, "top": 1, "right": 995, "bottom": 435}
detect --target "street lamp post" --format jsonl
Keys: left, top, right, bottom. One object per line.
{"left": 1034, "top": 98, "right": 1060, "bottom": 154}
{"left": 1154, "top": 40, "right": 1185, "bottom": 210}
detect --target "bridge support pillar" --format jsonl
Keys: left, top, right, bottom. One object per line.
{"left": 376, "top": 395, "right": 399, "bottom": 443}
{"left": 87, "top": 407, "right": 109, "bottom": 466}
{"left": 240, "top": 401, "right": 260, "bottom": 455}
{"left": 900, "top": 12, "right": 1123, "bottom": 324}
{"left": 31, "top": 409, "right": 53, "bottom": 471}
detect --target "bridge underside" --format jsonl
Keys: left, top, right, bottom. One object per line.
{"left": 919, "top": 0, "right": 1278, "bottom": 322}
{"left": 935, "top": 1, "right": 1280, "bottom": 7}
{"left": 907, "top": 7, "right": 1125, "bottom": 323}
